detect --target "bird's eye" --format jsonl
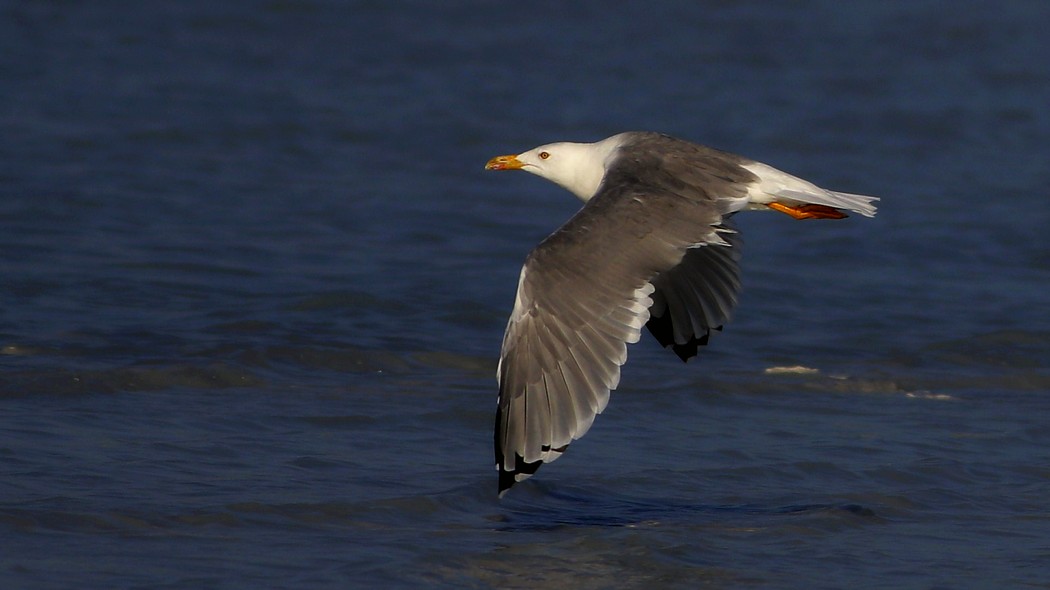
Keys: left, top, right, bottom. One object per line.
{"left": 539, "top": 151, "right": 550, "bottom": 160}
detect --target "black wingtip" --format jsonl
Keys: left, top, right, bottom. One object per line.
{"left": 497, "top": 469, "right": 517, "bottom": 498}
{"left": 494, "top": 402, "right": 548, "bottom": 497}
{"left": 646, "top": 315, "right": 722, "bottom": 363}
{"left": 496, "top": 454, "right": 545, "bottom": 497}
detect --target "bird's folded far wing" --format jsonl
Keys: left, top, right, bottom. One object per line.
{"left": 647, "top": 223, "right": 741, "bottom": 361}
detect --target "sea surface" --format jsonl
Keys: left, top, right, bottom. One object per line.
{"left": 2, "top": 1, "right": 1049, "bottom": 588}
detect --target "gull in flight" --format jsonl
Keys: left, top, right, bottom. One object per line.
{"left": 485, "top": 131, "right": 878, "bottom": 496}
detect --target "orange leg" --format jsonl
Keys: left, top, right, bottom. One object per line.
{"left": 768, "top": 202, "right": 848, "bottom": 220}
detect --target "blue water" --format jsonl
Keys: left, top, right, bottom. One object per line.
{"left": 2, "top": 1, "right": 1049, "bottom": 588}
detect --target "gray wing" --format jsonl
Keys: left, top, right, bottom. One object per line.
{"left": 495, "top": 177, "right": 735, "bottom": 495}
{"left": 646, "top": 222, "right": 742, "bottom": 361}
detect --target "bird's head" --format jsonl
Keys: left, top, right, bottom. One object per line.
{"left": 485, "top": 136, "right": 625, "bottom": 202}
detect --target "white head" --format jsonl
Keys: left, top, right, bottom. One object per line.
{"left": 485, "top": 135, "right": 625, "bottom": 202}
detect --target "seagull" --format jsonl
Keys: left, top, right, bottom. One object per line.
{"left": 484, "top": 131, "right": 877, "bottom": 496}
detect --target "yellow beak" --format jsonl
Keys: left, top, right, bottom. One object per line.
{"left": 485, "top": 154, "right": 525, "bottom": 171}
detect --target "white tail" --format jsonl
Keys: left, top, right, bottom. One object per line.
{"left": 741, "top": 161, "right": 880, "bottom": 218}
{"left": 779, "top": 189, "right": 879, "bottom": 218}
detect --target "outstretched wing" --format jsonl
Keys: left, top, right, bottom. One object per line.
{"left": 495, "top": 179, "right": 732, "bottom": 495}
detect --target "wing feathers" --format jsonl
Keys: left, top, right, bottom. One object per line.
{"left": 496, "top": 199, "right": 732, "bottom": 494}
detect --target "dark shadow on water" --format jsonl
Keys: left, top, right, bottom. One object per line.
{"left": 491, "top": 481, "right": 881, "bottom": 532}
